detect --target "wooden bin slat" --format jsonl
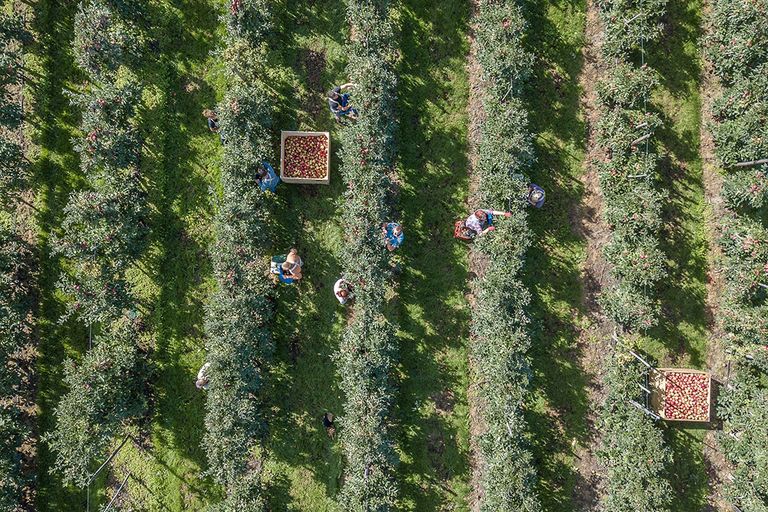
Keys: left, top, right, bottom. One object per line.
{"left": 280, "top": 130, "right": 331, "bottom": 185}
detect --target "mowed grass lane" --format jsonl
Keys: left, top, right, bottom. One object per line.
{"left": 261, "top": 1, "right": 347, "bottom": 509}
{"left": 644, "top": 0, "right": 711, "bottom": 509}
{"left": 394, "top": 1, "right": 473, "bottom": 509}
{"left": 521, "top": 0, "right": 590, "bottom": 510}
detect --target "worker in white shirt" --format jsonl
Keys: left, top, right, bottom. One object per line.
{"left": 464, "top": 208, "right": 512, "bottom": 237}
{"left": 196, "top": 362, "right": 211, "bottom": 391}
{"left": 333, "top": 278, "right": 354, "bottom": 305}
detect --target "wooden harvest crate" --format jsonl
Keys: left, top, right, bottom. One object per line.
{"left": 649, "top": 368, "right": 712, "bottom": 422}
{"left": 280, "top": 130, "right": 331, "bottom": 185}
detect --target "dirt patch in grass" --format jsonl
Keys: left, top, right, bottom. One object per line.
{"left": 698, "top": 3, "right": 730, "bottom": 509}
{"left": 431, "top": 389, "right": 456, "bottom": 415}
{"left": 300, "top": 49, "right": 326, "bottom": 118}
{"left": 465, "top": 3, "right": 487, "bottom": 510}
{"left": 570, "top": 1, "right": 613, "bottom": 509}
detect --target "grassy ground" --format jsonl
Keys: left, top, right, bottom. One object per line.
{"left": 110, "top": 0, "right": 228, "bottom": 509}
{"left": 520, "top": 1, "right": 589, "bottom": 510}
{"left": 392, "top": 1, "right": 472, "bottom": 510}
{"left": 644, "top": 0, "right": 711, "bottom": 509}
{"left": 259, "top": 1, "right": 348, "bottom": 509}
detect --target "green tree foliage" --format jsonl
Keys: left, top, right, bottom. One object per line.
{"left": 0, "top": 13, "right": 32, "bottom": 46}
{"left": 717, "top": 368, "right": 768, "bottom": 511}
{"left": 706, "top": 0, "right": 768, "bottom": 84}
{"left": 51, "top": 187, "right": 148, "bottom": 270}
{"left": 595, "top": 0, "right": 666, "bottom": 58}
{"left": 0, "top": 13, "right": 34, "bottom": 511}
{"left": 597, "top": 349, "right": 673, "bottom": 512}
{"left": 201, "top": 1, "right": 275, "bottom": 508}
{"left": 593, "top": 2, "right": 668, "bottom": 331}
{"left": 0, "top": 410, "right": 26, "bottom": 510}
{"left": 0, "top": 229, "right": 34, "bottom": 365}
{"left": 709, "top": 3, "right": 768, "bottom": 508}
{"left": 0, "top": 12, "right": 28, "bottom": 209}
{"left": 333, "top": 1, "right": 400, "bottom": 510}
{"left": 46, "top": 318, "right": 147, "bottom": 486}
{"left": 470, "top": 1, "right": 541, "bottom": 510}
{"left": 0, "top": 139, "right": 28, "bottom": 206}
{"left": 592, "top": 2, "right": 673, "bottom": 510}
{"left": 0, "top": 227, "right": 34, "bottom": 510}
{"left": 70, "top": 81, "right": 142, "bottom": 178}
{"left": 73, "top": 0, "right": 142, "bottom": 78}
{"left": 52, "top": 58, "right": 145, "bottom": 326}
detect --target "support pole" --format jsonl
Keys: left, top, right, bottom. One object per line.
{"left": 87, "top": 435, "right": 130, "bottom": 486}
{"left": 733, "top": 158, "right": 768, "bottom": 168}
{"left": 629, "top": 350, "right": 653, "bottom": 369}
{"left": 630, "top": 400, "right": 661, "bottom": 421}
{"left": 631, "top": 133, "right": 652, "bottom": 146}
{"left": 102, "top": 473, "right": 130, "bottom": 512}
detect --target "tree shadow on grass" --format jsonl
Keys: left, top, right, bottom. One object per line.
{"left": 128, "top": 0, "right": 225, "bottom": 506}
{"left": 520, "top": 0, "right": 592, "bottom": 510}
{"left": 394, "top": 0, "right": 473, "bottom": 510}
{"left": 654, "top": 0, "right": 703, "bottom": 98}
{"left": 645, "top": 0, "right": 708, "bottom": 368}
{"left": 259, "top": 2, "right": 348, "bottom": 509}
{"left": 645, "top": 1, "right": 711, "bottom": 510}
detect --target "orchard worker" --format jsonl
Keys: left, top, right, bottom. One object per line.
{"left": 322, "top": 412, "right": 336, "bottom": 439}
{"left": 527, "top": 183, "right": 546, "bottom": 208}
{"left": 270, "top": 248, "right": 303, "bottom": 284}
{"left": 328, "top": 82, "right": 359, "bottom": 122}
{"left": 465, "top": 208, "right": 512, "bottom": 238}
{"left": 333, "top": 278, "right": 355, "bottom": 305}
{"left": 381, "top": 222, "right": 404, "bottom": 251}
{"left": 196, "top": 362, "right": 211, "bottom": 391}
{"left": 257, "top": 161, "right": 280, "bottom": 193}
{"left": 203, "top": 109, "right": 224, "bottom": 144}
{"left": 284, "top": 248, "right": 303, "bottom": 279}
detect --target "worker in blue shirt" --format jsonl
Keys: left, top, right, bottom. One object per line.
{"left": 257, "top": 162, "right": 280, "bottom": 193}
{"left": 527, "top": 183, "right": 546, "bottom": 208}
{"left": 328, "top": 83, "right": 359, "bottom": 122}
{"left": 381, "top": 222, "right": 404, "bottom": 251}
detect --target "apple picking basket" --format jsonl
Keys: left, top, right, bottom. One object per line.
{"left": 280, "top": 130, "right": 331, "bottom": 185}
{"left": 649, "top": 368, "right": 712, "bottom": 422}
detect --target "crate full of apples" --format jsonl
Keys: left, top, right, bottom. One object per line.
{"left": 280, "top": 131, "right": 330, "bottom": 185}
{"left": 652, "top": 368, "right": 711, "bottom": 422}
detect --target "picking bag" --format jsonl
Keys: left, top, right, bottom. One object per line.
{"left": 453, "top": 220, "right": 475, "bottom": 241}
{"left": 270, "top": 254, "right": 287, "bottom": 274}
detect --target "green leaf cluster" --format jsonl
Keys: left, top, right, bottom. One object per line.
{"left": 202, "top": 2, "right": 275, "bottom": 509}
{"left": 594, "top": 2, "right": 668, "bottom": 332}
{"left": 709, "top": 3, "right": 768, "bottom": 508}
{"left": 0, "top": 13, "right": 34, "bottom": 511}
{"left": 592, "top": 3, "right": 673, "bottom": 510}
{"left": 0, "top": 13, "right": 30, "bottom": 208}
{"left": 0, "top": 228, "right": 34, "bottom": 510}
{"left": 334, "top": 1, "right": 400, "bottom": 510}
{"left": 471, "top": 1, "right": 542, "bottom": 510}
{"left": 597, "top": 348, "right": 673, "bottom": 512}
